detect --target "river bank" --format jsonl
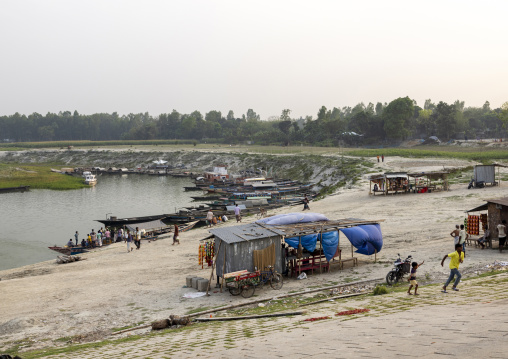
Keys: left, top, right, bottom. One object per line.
{"left": 2, "top": 155, "right": 508, "bottom": 357}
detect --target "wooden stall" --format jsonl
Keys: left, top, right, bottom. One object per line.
{"left": 369, "top": 172, "right": 409, "bottom": 195}
{"left": 467, "top": 197, "right": 508, "bottom": 249}
{"left": 407, "top": 171, "right": 450, "bottom": 193}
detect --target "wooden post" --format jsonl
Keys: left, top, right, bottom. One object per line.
{"left": 374, "top": 249, "right": 377, "bottom": 262}
{"left": 369, "top": 180, "right": 372, "bottom": 195}
{"left": 319, "top": 225, "right": 324, "bottom": 274}
{"left": 298, "top": 236, "right": 302, "bottom": 276}
{"left": 220, "top": 245, "right": 226, "bottom": 293}
{"left": 206, "top": 239, "right": 222, "bottom": 296}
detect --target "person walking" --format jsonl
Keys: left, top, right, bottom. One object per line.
{"left": 381, "top": 154, "right": 384, "bottom": 162}
{"left": 497, "top": 220, "right": 507, "bottom": 253}
{"left": 407, "top": 260, "right": 424, "bottom": 295}
{"left": 126, "top": 229, "right": 133, "bottom": 252}
{"left": 134, "top": 226, "right": 141, "bottom": 250}
{"left": 458, "top": 224, "right": 468, "bottom": 256}
{"left": 105, "top": 228, "right": 111, "bottom": 244}
{"left": 235, "top": 204, "right": 242, "bottom": 222}
{"left": 97, "top": 230, "right": 103, "bottom": 247}
{"left": 302, "top": 195, "right": 310, "bottom": 211}
{"left": 74, "top": 231, "right": 79, "bottom": 246}
{"left": 377, "top": 155, "right": 380, "bottom": 163}
{"left": 450, "top": 225, "right": 460, "bottom": 246}
{"left": 172, "top": 224, "right": 180, "bottom": 245}
{"left": 441, "top": 243, "right": 464, "bottom": 293}
{"left": 206, "top": 209, "right": 213, "bottom": 228}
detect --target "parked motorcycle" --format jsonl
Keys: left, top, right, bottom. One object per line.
{"left": 386, "top": 254, "right": 412, "bottom": 285}
{"left": 468, "top": 178, "right": 485, "bottom": 189}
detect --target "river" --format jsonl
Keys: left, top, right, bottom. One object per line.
{"left": 0, "top": 174, "right": 197, "bottom": 271}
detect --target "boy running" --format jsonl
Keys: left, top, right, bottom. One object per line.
{"left": 441, "top": 243, "right": 464, "bottom": 293}
{"left": 407, "top": 260, "right": 424, "bottom": 295}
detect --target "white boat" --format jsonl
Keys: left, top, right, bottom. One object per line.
{"left": 83, "top": 171, "right": 97, "bottom": 185}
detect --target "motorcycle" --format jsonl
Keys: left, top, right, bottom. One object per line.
{"left": 386, "top": 254, "right": 412, "bottom": 285}
{"left": 468, "top": 178, "right": 485, "bottom": 189}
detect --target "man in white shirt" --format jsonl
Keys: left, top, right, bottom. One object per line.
{"left": 234, "top": 204, "right": 241, "bottom": 223}
{"left": 458, "top": 224, "right": 468, "bottom": 256}
{"left": 497, "top": 220, "right": 507, "bottom": 253}
{"left": 206, "top": 210, "right": 213, "bottom": 227}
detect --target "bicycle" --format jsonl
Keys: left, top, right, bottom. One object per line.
{"left": 226, "top": 265, "right": 283, "bottom": 298}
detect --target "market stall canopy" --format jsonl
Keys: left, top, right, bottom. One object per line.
{"left": 467, "top": 203, "right": 489, "bottom": 212}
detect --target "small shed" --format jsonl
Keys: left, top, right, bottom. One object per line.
{"left": 209, "top": 223, "right": 285, "bottom": 277}
{"left": 473, "top": 164, "right": 505, "bottom": 186}
{"left": 468, "top": 197, "right": 508, "bottom": 234}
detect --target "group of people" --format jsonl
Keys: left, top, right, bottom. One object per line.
{"left": 206, "top": 209, "right": 229, "bottom": 227}
{"left": 410, "top": 219, "right": 508, "bottom": 296}
{"left": 376, "top": 155, "right": 385, "bottom": 162}
{"left": 450, "top": 220, "right": 507, "bottom": 252}
{"left": 72, "top": 224, "right": 182, "bottom": 252}
{"left": 69, "top": 228, "right": 112, "bottom": 248}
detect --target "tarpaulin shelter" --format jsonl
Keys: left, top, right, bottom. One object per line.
{"left": 262, "top": 217, "right": 383, "bottom": 276}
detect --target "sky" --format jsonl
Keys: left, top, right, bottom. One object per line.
{"left": 1, "top": 0, "right": 507, "bottom": 120}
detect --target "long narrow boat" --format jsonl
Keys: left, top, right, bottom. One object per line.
{"left": 96, "top": 214, "right": 169, "bottom": 227}
{"left": 48, "top": 246, "right": 89, "bottom": 255}
{"left": 0, "top": 185, "right": 30, "bottom": 194}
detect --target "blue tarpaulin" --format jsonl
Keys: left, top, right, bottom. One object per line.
{"left": 284, "top": 231, "right": 338, "bottom": 260}
{"left": 340, "top": 224, "right": 383, "bottom": 255}
{"left": 285, "top": 233, "right": 318, "bottom": 252}
{"left": 319, "top": 231, "right": 339, "bottom": 261}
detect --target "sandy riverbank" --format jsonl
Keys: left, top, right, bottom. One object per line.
{"left": 1, "top": 155, "right": 508, "bottom": 355}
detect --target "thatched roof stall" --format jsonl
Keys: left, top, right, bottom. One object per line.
{"left": 407, "top": 171, "right": 450, "bottom": 193}
{"left": 368, "top": 172, "right": 408, "bottom": 195}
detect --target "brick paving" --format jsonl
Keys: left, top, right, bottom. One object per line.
{"left": 37, "top": 272, "right": 508, "bottom": 358}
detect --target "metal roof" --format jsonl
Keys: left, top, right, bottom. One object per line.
{"left": 467, "top": 197, "right": 508, "bottom": 212}
{"left": 209, "top": 223, "right": 285, "bottom": 244}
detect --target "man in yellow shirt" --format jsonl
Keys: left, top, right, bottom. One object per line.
{"left": 441, "top": 243, "right": 464, "bottom": 293}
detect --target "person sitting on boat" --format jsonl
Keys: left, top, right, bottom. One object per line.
{"left": 66, "top": 239, "right": 74, "bottom": 247}
{"left": 81, "top": 238, "right": 87, "bottom": 248}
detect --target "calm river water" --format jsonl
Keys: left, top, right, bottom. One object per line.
{"left": 0, "top": 174, "right": 196, "bottom": 271}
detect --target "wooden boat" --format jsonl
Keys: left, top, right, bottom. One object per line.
{"left": 96, "top": 214, "right": 169, "bottom": 227}
{"left": 0, "top": 185, "right": 30, "bottom": 194}
{"left": 48, "top": 246, "right": 89, "bottom": 255}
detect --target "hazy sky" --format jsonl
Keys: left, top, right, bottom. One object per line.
{"left": 1, "top": 1, "right": 507, "bottom": 120}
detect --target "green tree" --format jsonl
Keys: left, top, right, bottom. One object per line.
{"left": 382, "top": 97, "right": 414, "bottom": 140}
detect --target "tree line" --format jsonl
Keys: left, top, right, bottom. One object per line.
{"left": 1, "top": 98, "right": 507, "bottom": 146}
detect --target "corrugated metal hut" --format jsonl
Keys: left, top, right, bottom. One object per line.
{"left": 473, "top": 164, "right": 505, "bottom": 186}
{"left": 209, "top": 223, "right": 285, "bottom": 277}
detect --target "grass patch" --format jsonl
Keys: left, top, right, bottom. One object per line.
{"left": 0, "top": 164, "right": 87, "bottom": 190}
{"left": 346, "top": 147, "right": 508, "bottom": 162}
